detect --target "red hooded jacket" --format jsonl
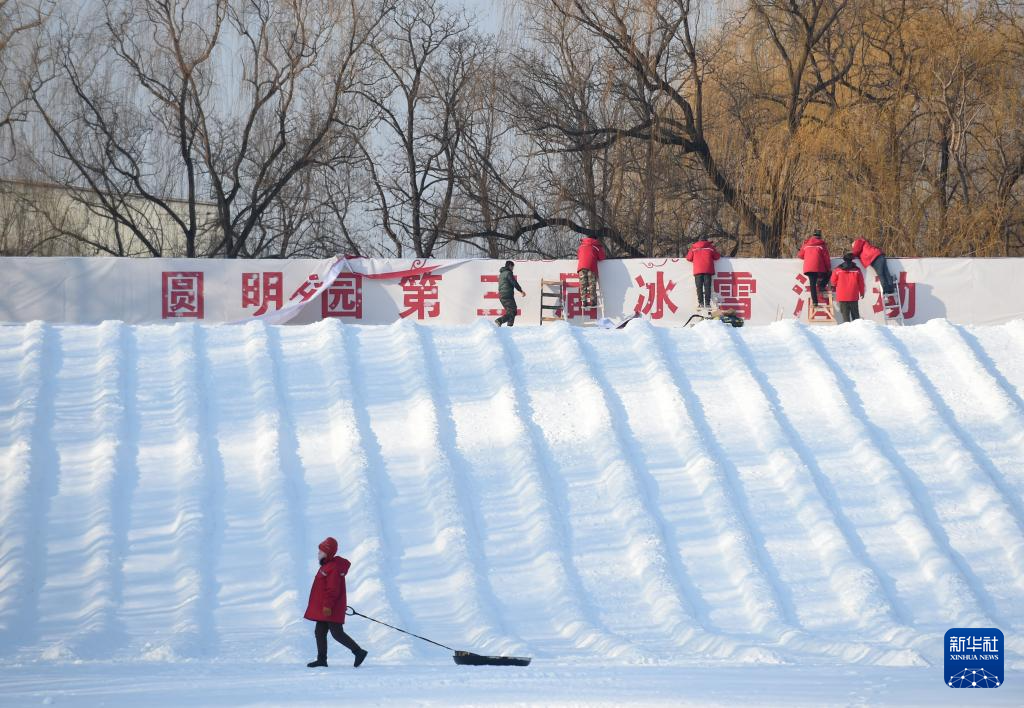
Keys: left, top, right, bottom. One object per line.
{"left": 305, "top": 538, "right": 350, "bottom": 623}
{"left": 685, "top": 240, "right": 721, "bottom": 275}
{"left": 577, "top": 237, "right": 606, "bottom": 272}
{"left": 829, "top": 265, "right": 865, "bottom": 302}
{"left": 798, "top": 237, "right": 831, "bottom": 273}
{"left": 852, "top": 238, "right": 883, "bottom": 267}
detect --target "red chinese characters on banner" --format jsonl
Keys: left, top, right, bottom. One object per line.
{"left": 400, "top": 273, "right": 442, "bottom": 319}
{"left": 871, "top": 272, "right": 916, "bottom": 319}
{"left": 476, "top": 274, "right": 521, "bottom": 318}
{"left": 560, "top": 272, "right": 598, "bottom": 319}
{"left": 321, "top": 274, "right": 363, "bottom": 319}
{"left": 242, "top": 272, "right": 283, "bottom": 316}
{"left": 791, "top": 273, "right": 818, "bottom": 318}
{"left": 633, "top": 271, "right": 677, "bottom": 319}
{"left": 161, "top": 271, "right": 204, "bottom": 319}
{"left": 713, "top": 272, "right": 756, "bottom": 319}
{"left": 289, "top": 274, "right": 326, "bottom": 304}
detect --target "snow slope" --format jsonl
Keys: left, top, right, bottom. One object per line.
{"left": 1, "top": 318, "right": 1023, "bottom": 706}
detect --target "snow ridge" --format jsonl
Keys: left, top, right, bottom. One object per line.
{"left": 1, "top": 318, "right": 1023, "bottom": 671}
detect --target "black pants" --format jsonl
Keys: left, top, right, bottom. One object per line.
{"left": 806, "top": 272, "right": 827, "bottom": 305}
{"left": 495, "top": 296, "right": 518, "bottom": 326}
{"left": 838, "top": 301, "right": 860, "bottom": 322}
{"left": 694, "top": 273, "right": 713, "bottom": 308}
{"left": 315, "top": 621, "right": 362, "bottom": 661}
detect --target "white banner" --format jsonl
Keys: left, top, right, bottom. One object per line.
{"left": 0, "top": 256, "right": 1020, "bottom": 326}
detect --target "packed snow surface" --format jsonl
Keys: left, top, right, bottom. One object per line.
{"left": 1, "top": 317, "right": 1023, "bottom": 706}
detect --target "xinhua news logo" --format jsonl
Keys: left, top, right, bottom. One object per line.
{"left": 945, "top": 628, "right": 1003, "bottom": 688}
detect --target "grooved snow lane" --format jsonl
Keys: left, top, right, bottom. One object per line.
{"left": 429, "top": 322, "right": 629, "bottom": 659}
{"left": 668, "top": 322, "right": 918, "bottom": 666}
{"left": 354, "top": 322, "right": 504, "bottom": 655}
{"left": 0, "top": 323, "right": 48, "bottom": 653}
{"left": 119, "top": 324, "right": 219, "bottom": 659}
{"left": 512, "top": 323, "right": 704, "bottom": 659}
{"left": 869, "top": 324, "right": 1024, "bottom": 622}
{"left": 274, "top": 321, "right": 413, "bottom": 660}
{"left": 571, "top": 325, "right": 778, "bottom": 662}
{"left": 204, "top": 323, "right": 304, "bottom": 661}
{"left": 626, "top": 324, "right": 791, "bottom": 641}
{"left": 908, "top": 321, "right": 1024, "bottom": 547}
{"left": 776, "top": 323, "right": 988, "bottom": 633}
{"left": 826, "top": 322, "right": 1016, "bottom": 627}
{"left": 973, "top": 321, "right": 1024, "bottom": 405}
{"left": 35, "top": 324, "right": 130, "bottom": 660}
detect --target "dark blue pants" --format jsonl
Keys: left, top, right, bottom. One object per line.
{"left": 872, "top": 255, "right": 895, "bottom": 294}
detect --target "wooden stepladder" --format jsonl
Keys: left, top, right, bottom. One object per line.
{"left": 539, "top": 277, "right": 602, "bottom": 325}
{"left": 539, "top": 279, "right": 565, "bottom": 324}
{"left": 806, "top": 291, "right": 837, "bottom": 325}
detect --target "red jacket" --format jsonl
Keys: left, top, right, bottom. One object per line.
{"left": 305, "top": 555, "right": 350, "bottom": 623}
{"left": 798, "top": 237, "right": 831, "bottom": 273}
{"left": 685, "top": 240, "right": 721, "bottom": 275}
{"left": 830, "top": 265, "right": 865, "bottom": 302}
{"left": 852, "top": 238, "right": 883, "bottom": 267}
{"left": 577, "top": 237, "right": 606, "bottom": 272}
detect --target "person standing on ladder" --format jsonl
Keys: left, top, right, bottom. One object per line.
{"left": 576, "top": 236, "right": 606, "bottom": 307}
{"left": 852, "top": 237, "right": 895, "bottom": 295}
{"left": 494, "top": 260, "right": 526, "bottom": 327}
{"left": 306, "top": 537, "right": 368, "bottom": 668}
{"left": 685, "top": 239, "right": 721, "bottom": 311}
{"left": 829, "top": 253, "right": 866, "bottom": 322}
{"left": 797, "top": 229, "right": 832, "bottom": 307}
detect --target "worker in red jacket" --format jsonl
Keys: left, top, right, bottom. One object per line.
{"left": 576, "top": 236, "right": 606, "bottom": 307}
{"left": 305, "top": 537, "right": 367, "bottom": 668}
{"left": 797, "top": 229, "right": 831, "bottom": 306}
{"left": 852, "top": 237, "right": 895, "bottom": 294}
{"left": 685, "top": 240, "right": 721, "bottom": 310}
{"left": 829, "top": 253, "right": 866, "bottom": 322}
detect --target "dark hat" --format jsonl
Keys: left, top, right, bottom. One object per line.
{"left": 504, "top": 260, "right": 515, "bottom": 268}
{"left": 813, "top": 229, "right": 822, "bottom": 237}
{"left": 843, "top": 252, "right": 855, "bottom": 262}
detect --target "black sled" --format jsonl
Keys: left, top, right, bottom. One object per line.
{"left": 346, "top": 607, "right": 531, "bottom": 667}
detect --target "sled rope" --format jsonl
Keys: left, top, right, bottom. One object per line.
{"left": 346, "top": 607, "right": 455, "bottom": 652}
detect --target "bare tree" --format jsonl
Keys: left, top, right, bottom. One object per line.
{"left": 26, "top": 0, "right": 391, "bottom": 257}
{"left": 358, "top": 0, "right": 483, "bottom": 257}
{"left": 0, "top": 0, "right": 48, "bottom": 154}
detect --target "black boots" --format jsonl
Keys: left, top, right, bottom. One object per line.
{"left": 308, "top": 650, "right": 366, "bottom": 668}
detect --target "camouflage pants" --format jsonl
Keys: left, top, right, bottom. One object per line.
{"left": 578, "top": 269, "right": 597, "bottom": 305}
{"left": 495, "top": 297, "right": 518, "bottom": 326}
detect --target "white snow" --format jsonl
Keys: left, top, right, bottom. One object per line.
{"left": 1, "top": 318, "right": 1023, "bottom": 706}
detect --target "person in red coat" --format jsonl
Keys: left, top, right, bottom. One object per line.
{"left": 852, "top": 237, "right": 895, "bottom": 294}
{"left": 305, "top": 537, "right": 367, "bottom": 668}
{"left": 685, "top": 240, "right": 721, "bottom": 310}
{"left": 576, "top": 236, "right": 606, "bottom": 307}
{"left": 797, "top": 229, "right": 831, "bottom": 306}
{"left": 829, "top": 253, "right": 866, "bottom": 322}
